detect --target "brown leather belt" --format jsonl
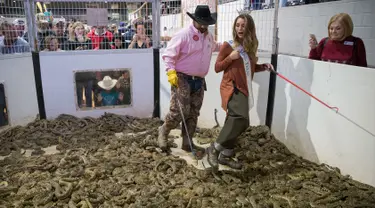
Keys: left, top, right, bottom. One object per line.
{"left": 177, "top": 72, "right": 203, "bottom": 80}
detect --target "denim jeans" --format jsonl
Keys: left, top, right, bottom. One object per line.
{"left": 187, "top": 78, "right": 203, "bottom": 94}
{"left": 76, "top": 80, "right": 93, "bottom": 107}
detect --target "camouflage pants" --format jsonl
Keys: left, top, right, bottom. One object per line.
{"left": 163, "top": 73, "right": 205, "bottom": 141}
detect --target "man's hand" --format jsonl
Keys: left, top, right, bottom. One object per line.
{"left": 167, "top": 69, "right": 178, "bottom": 88}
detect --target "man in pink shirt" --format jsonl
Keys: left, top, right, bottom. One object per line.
{"left": 159, "top": 5, "right": 220, "bottom": 157}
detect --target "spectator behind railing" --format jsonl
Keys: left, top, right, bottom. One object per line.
{"left": 98, "top": 38, "right": 113, "bottom": 50}
{"left": 0, "top": 21, "right": 30, "bottom": 54}
{"left": 52, "top": 19, "right": 68, "bottom": 50}
{"left": 128, "top": 20, "right": 151, "bottom": 49}
{"left": 12, "top": 19, "right": 26, "bottom": 38}
{"left": 109, "top": 24, "right": 119, "bottom": 35}
{"left": 43, "top": 36, "right": 61, "bottom": 52}
{"left": 23, "top": 13, "right": 54, "bottom": 51}
{"left": 308, "top": 13, "right": 367, "bottom": 67}
{"left": 116, "top": 70, "right": 131, "bottom": 105}
{"left": 123, "top": 23, "right": 135, "bottom": 49}
{"left": 118, "top": 22, "right": 126, "bottom": 34}
{"left": 65, "top": 21, "right": 92, "bottom": 51}
{"left": 87, "top": 25, "right": 113, "bottom": 50}
{"left": 112, "top": 33, "right": 125, "bottom": 49}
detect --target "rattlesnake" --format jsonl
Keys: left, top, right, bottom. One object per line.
{"left": 0, "top": 113, "right": 374, "bottom": 207}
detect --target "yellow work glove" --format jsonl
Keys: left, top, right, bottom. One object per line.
{"left": 167, "top": 69, "right": 178, "bottom": 88}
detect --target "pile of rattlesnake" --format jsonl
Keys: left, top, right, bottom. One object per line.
{"left": 0, "top": 113, "right": 374, "bottom": 207}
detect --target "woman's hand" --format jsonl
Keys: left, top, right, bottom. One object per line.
{"left": 139, "top": 34, "right": 147, "bottom": 41}
{"left": 262, "top": 63, "right": 274, "bottom": 71}
{"left": 229, "top": 50, "right": 240, "bottom": 60}
{"left": 132, "top": 34, "right": 139, "bottom": 42}
{"left": 309, "top": 34, "right": 318, "bottom": 49}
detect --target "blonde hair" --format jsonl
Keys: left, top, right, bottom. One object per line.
{"left": 69, "top": 21, "right": 88, "bottom": 41}
{"left": 232, "top": 14, "right": 258, "bottom": 62}
{"left": 0, "top": 21, "right": 12, "bottom": 30}
{"left": 0, "top": 21, "right": 14, "bottom": 37}
{"left": 44, "top": 36, "right": 58, "bottom": 50}
{"left": 328, "top": 13, "right": 353, "bottom": 41}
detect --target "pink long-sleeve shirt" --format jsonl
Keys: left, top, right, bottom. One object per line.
{"left": 162, "top": 23, "right": 221, "bottom": 78}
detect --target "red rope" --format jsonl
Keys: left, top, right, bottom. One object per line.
{"left": 274, "top": 71, "right": 339, "bottom": 113}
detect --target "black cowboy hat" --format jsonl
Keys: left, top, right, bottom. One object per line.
{"left": 187, "top": 5, "right": 217, "bottom": 25}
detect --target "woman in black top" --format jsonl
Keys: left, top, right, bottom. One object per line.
{"left": 128, "top": 20, "right": 150, "bottom": 49}
{"left": 65, "top": 22, "right": 92, "bottom": 51}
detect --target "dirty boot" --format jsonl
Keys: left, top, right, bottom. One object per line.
{"left": 158, "top": 125, "right": 168, "bottom": 151}
{"left": 181, "top": 124, "right": 205, "bottom": 158}
{"left": 207, "top": 143, "right": 220, "bottom": 169}
{"left": 218, "top": 153, "right": 242, "bottom": 170}
{"left": 182, "top": 136, "right": 206, "bottom": 159}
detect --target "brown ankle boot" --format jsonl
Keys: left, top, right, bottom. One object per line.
{"left": 218, "top": 153, "right": 242, "bottom": 170}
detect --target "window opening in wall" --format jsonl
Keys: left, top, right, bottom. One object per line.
{"left": 0, "top": 83, "right": 9, "bottom": 127}
{"left": 74, "top": 69, "right": 132, "bottom": 111}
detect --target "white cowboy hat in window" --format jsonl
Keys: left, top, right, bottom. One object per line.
{"left": 98, "top": 76, "right": 118, "bottom": 90}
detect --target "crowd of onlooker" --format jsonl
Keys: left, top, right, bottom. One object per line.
{"left": 0, "top": 12, "right": 158, "bottom": 54}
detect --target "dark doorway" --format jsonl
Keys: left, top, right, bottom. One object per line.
{"left": 0, "top": 83, "right": 9, "bottom": 127}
